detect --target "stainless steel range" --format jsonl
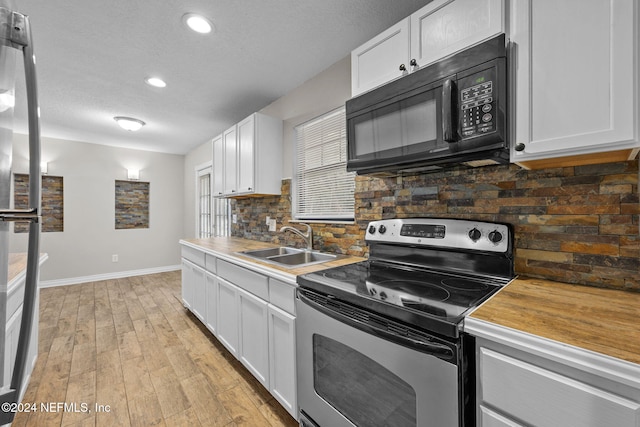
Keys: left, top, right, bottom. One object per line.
{"left": 295, "top": 218, "right": 515, "bottom": 427}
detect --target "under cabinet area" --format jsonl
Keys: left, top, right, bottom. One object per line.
{"left": 509, "top": 0, "right": 639, "bottom": 167}
{"left": 212, "top": 112, "right": 283, "bottom": 197}
{"left": 351, "top": 0, "right": 504, "bottom": 96}
{"left": 180, "top": 245, "right": 297, "bottom": 419}
{"left": 473, "top": 336, "right": 640, "bottom": 427}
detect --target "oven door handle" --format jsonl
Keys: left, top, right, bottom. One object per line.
{"left": 298, "top": 291, "right": 455, "bottom": 361}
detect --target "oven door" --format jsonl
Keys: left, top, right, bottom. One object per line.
{"left": 296, "top": 288, "right": 460, "bottom": 427}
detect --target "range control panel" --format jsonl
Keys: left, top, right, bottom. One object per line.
{"left": 366, "top": 218, "right": 511, "bottom": 253}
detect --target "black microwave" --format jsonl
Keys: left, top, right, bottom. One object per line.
{"left": 346, "top": 34, "right": 508, "bottom": 174}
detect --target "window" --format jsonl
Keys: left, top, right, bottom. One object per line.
{"left": 293, "top": 107, "right": 355, "bottom": 221}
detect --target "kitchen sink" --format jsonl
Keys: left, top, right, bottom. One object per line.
{"left": 237, "top": 247, "right": 338, "bottom": 268}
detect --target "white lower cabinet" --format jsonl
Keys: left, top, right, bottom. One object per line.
{"left": 216, "top": 277, "right": 240, "bottom": 357}
{"left": 181, "top": 259, "right": 206, "bottom": 321}
{"left": 475, "top": 338, "right": 640, "bottom": 427}
{"left": 180, "top": 244, "right": 298, "bottom": 420}
{"left": 268, "top": 304, "right": 296, "bottom": 416}
{"left": 205, "top": 272, "right": 217, "bottom": 335}
{"left": 238, "top": 287, "right": 270, "bottom": 388}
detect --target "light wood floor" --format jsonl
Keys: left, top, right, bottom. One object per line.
{"left": 12, "top": 271, "right": 298, "bottom": 427}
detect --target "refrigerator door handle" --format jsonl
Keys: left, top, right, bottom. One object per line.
{"left": 0, "top": 10, "right": 41, "bottom": 426}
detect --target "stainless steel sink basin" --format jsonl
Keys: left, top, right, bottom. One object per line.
{"left": 267, "top": 251, "right": 336, "bottom": 265}
{"left": 240, "top": 247, "right": 304, "bottom": 258}
{"left": 237, "top": 247, "right": 338, "bottom": 268}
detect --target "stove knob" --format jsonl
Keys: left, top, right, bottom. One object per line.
{"left": 468, "top": 228, "right": 482, "bottom": 242}
{"left": 488, "top": 230, "right": 503, "bottom": 244}
{"left": 378, "top": 225, "right": 387, "bottom": 234}
{"left": 368, "top": 225, "right": 376, "bottom": 234}
{"left": 379, "top": 291, "right": 387, "bottom": 300}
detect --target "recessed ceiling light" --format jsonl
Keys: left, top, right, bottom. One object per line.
{"left": 145, "top": 77, "right": 167, "bottom": 88}
{"left": 182, "top": 13, "right": 214, "bottom": 34}
{"left": 114, "top": 116, "right": 145, "bottom": 132}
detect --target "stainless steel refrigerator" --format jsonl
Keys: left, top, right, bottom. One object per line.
{"left": 0, "top": 0, "right": 41, "bottom": 424}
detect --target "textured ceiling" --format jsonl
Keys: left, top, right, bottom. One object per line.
{"left": 12, "top": 0, "right": 431, "bottom": 154}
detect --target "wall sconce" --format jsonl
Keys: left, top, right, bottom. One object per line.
{"left": 127, "top": 169, "right": 140, "bottom": 180}
{"left": 40, "top": 161, "right": 48, "bottom": 174}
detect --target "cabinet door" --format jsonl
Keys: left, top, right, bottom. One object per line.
{"left": 268, "top": 304, "right": 297, "bottom": 418}
{"left": 192, "top": 263, "right": 206, "bottom": 322}
{"left": 510, "top": 0, "right": 638, "bottom": 164}
{"left": 238, "top": 288, "right": 269, "bottom": 388}
{"left": 479, "top": 347, "right": 640, "bottom": 427}
{"left": 236, "top": 115, "right": 255, "bottom": 194}
{"left": 216, "top": 277, "right": 239, "bottom": 356}
{"left": 205, "top": 272, "right": 217, "bottom": 335}
{"left": 181, "top": 259, "right": 195, "bottom": 310}
{"left": 212, "top": 135, "right": 224, "bottom": 197}
{"left": 223, "top": 126, "right": 238, "bottom": 195}
{"left": 411, "top": 0, "right": 504, "bottom": 68}
{"left": 351, "top": 18, "right": 411, "bottom": 96}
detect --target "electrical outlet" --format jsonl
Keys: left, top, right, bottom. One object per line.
{"left": 265, "top": 216, "right": 271, "bottom": 225}
{"left": 268, "top": 218, "right": 276, "bottom": 232}
{"left": 232, "top": 214, "right": 237, "bottom": 224}
{"left": 112, "top": 254, "right": 118, "bottom": 262}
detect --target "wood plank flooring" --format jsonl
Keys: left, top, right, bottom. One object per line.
{"left": 12, "top": 271, "right": 298, "bottom": 427}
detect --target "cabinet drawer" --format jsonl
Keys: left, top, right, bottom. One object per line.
{"left": 205, "top": 254, "right": 217, "bottom": 274}
{"left": 181, "top": 246, "right": 205, "bottom": 268}
{"left": 217, "top": 260, "right": 268, "bottom": 300}
{"left": 269, "top": 278, "right": 295, "bottom": 315}
{"left": 479, "top": 348, "right": 640, "bottom": 427}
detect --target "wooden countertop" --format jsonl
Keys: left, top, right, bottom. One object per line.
{"left": 181, "top": 236, "right": 365, "bottom": 281}
{"left": 469, "top": 276, "right": 640, "bottom": 365}
{"left": 8, "top": 253, "right": 28, "bottom": 283}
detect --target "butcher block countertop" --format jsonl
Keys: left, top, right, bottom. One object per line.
{"left": 180, "top": 236, "right": 364, "bottom": 282}
{"left": 8, "top": 253, "right": 29, "bottom": 283}
{"left": 468, "top": 276, "right": 640, "bottom": 366}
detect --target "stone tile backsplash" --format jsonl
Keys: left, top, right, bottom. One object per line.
{"left": 232, "top": 160, "right": 639, "bottom": 291}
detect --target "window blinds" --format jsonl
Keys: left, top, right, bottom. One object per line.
{"left": 294, "top": 107, "right": 355, "bottom": 220}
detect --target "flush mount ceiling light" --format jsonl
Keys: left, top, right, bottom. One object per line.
{"left": 145, "top": 77, "right": 167, "bottom": 88}
{"left": 182, "top": 13, "right": 214, "bottom": 34}
{"left": 114, "top": 116, "right": 145, "bottom": 132}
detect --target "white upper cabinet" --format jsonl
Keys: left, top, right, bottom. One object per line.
{"left": 223, "top": 125, "right": 238, "bottom": 195}
{"left": 213, "top": 112, "right": 283, "bottom": 197}
{"left": 351, "top": 0, "right": 504, "bottom": 96}
{"left": 351, "top": 18, "right": 411, "bottom": 96}
{"left": 212, "top": 134, "right": 224, "bottom": 197}
{"left": 510, "top": 0, "right": 639, "bottom": 168}
{"left": 411, "top": 0, "right": 504, "bottom": 67}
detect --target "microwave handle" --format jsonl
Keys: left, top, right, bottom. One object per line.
{"left": 442, "top": 78, "right": 457, "bottom": 142}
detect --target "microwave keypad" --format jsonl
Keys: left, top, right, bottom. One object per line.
{"left": 461, "top": 81, "right": 495, "bottom": 138}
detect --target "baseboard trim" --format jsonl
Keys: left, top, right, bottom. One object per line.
{"left": 39, "top": 265, "right": 181, "bottom": 288}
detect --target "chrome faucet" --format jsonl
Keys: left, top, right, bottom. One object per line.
{"left": 280, "top": 223, "right": 313, "bottom": 251}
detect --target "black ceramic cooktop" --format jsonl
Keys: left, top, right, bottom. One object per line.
{"left": 297, "top": 260, "right": 509, "bottom": 338}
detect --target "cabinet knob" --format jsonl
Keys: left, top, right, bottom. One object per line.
{"left": 410, "top": 59, "right": 417, "bottom": 67}
{"left": 399, "top": 64, "right": 406, "bottom": 71}
{"left": 247, "top": 187, "right": 252, "bottom": 191}
{"left": 515, "top": 143, "right": 526, "bottom": 152}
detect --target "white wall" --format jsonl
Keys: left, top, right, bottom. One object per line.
{"left": 261, "top": 55, "right": 351, "bottom": 179}
{"left": 11, "top": 134, "right": 185, "bottom": 284}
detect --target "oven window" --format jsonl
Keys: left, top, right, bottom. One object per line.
{"left": 313, "top": 335, "right": 417, "bottom": 427}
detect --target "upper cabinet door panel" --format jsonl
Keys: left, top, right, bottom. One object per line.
{"left": 411, "top": 0, "right": 504, "bottom": 68}
{"left": 351, "top": 18, "right": 411, "bottom": 96}
{"left": 237, "top": 115, "right": 255, "bottom": 195}
{"left": 511, "top": 0, "right": 638, "bottom": 163}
